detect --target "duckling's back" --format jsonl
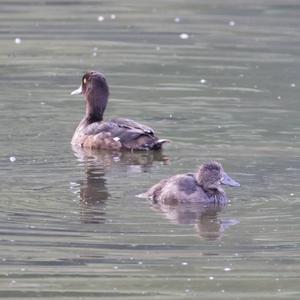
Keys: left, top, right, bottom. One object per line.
{"left": 147, "top": 173, "right": 209, "bottom": 205}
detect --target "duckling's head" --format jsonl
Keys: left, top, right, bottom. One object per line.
{"left": 71, "top": 71, "right": 109, "bottom": 122}
{"left": 196, "top": 161, "right": 240, "bottom": 194}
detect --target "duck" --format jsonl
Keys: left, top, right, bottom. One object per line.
{"left": 70, "top": 71, "right": 168, "bottom": 151}
{"left": 143, "top": 161, "right": 240, "bottom": 204}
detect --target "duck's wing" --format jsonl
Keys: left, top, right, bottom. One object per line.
{"left": 110, "top": 118, "right": 169, "bottom": 150}
{"left": 82, "top": 119, "right": 168, "bottom": 150}
{"left": 110, "top": 117, "right": 155, "bottom": 135}
{"left": 83, "top": 122, "right": 116, "bottom": 135}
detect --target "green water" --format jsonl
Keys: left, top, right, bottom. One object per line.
{"left": 0, "top": 0, "right": 300, "bottom": 299}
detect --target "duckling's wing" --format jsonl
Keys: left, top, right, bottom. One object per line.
{"left": 110, "top": 117, "right": 155, "bottom": 135}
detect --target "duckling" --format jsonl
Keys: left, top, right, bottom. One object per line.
{"left": 71, "top": 71, "right": 168, "bottom": 151}
{"left": 144, "top": 161, "right": 240, "bottom": 204}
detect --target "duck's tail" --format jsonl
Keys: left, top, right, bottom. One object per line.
{"left": 151, "top": 139, "right": 170, "bottom": 150}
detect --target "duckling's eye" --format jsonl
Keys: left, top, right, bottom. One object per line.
{"left": 83, "top": 78, "right": 87, "bottom": 85}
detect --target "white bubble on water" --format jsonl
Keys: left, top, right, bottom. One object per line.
{"left": 229, "top": 20, "right": 236, "bottom": 26}
{"left": 110, "top": 14, "right": 116, "bottom": 19}
{"left": 15, "top": 38, "right": 22, "bottom": 44}
{"left": 97, "top": 16, "right": 104, "bottom": 22}
{"left": 200, "top": 78, "right": 207, "bottom": 84}
{"left": 179, "top": 33, "right": 189, "bottom": 39}
{"left": 174, "top": 17, "right": 181, "bottom": 23}
{"left": 9, "top": 156, "right": 16, "bottom": 162}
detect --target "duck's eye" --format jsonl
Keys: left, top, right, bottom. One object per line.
{"left": 83, "top": 78, "right": 87, "bottom": 85}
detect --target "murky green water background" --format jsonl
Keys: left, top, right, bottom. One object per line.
{"left": 0, "top": 0, "right": 300, "bottom": 299}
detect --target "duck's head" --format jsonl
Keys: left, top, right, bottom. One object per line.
{"left": 196, "top": 161, "right": 240, "bottom": 194}
{"left": 71, "top": 71, "right": 109, "bottom": 122}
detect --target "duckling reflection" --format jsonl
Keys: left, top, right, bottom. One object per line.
{"left": 152, "top": 201, "right": 238, "bottom": 240}
{"left": 71, "top": 146, "right": 169, "bottom": 224}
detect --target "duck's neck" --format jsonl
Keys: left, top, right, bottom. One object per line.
{"left": 85, "top": 88, "right": 108, "bottom": 124}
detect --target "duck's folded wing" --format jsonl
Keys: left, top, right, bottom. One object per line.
{"left": 83, "top": 122, "right": 115, "bottom": 135}
{"left": 110, "top": 117, "right": 155, "bottom": 135}
{"left": 82, "top": 119, "right": 167, "bottom": 150}
{"left": 83, "top": 120, "right": 149, "bottom": 140}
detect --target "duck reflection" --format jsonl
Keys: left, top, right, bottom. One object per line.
{"left": 71, "top": 145, "right": 169, "bottom": 224}
{"left": 152, "top": 201, "right": 239, "bottom": 240}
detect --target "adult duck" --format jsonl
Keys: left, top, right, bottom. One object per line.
{"left": 143, "top": 161, "right": 240, "bottom": 204}
{"left": 71, "top": 71, "right": 168, "bottom": 150}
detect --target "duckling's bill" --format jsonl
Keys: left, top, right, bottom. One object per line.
{"left": 221, "top": 173, "right": 240, "bottom": 187}
{"left": 71, "top": 85, "right": 82, "bottom": 95}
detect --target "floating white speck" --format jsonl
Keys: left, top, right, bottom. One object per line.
{"left": 9, "top": 156, "right": 16, "bottom": 162}
{"left": 224, "top": 267, "right": 231, "bottom": 272}
{"left": 15, "top": 37, "right": 22, "bottom": 44}
{"left": 179, "top": 33, "right": 189, "bottom": 39}
{"left": 40, "top": 102, "right": 45, "bottom": 105}
{"left": 181, "top": 262, "right": 188, "bottom": 266}
{"left": 174, "top": 17, "right": 181, "bottom": 23}
{"left": 138, "top": 261, "right": 143, "bottom": 265}
{"left": 277, "top": 96, "right": 281, "bottom": 100}
{"left": 92, "top": 52, "right": 97, "bottom": 57}
{"left": 229, "top": 20, "right": 236, "bottom": 26}
{"left": 200, "top": 78, "right": 207, "bottom": 84}
{"left": 290, "top": 193, "right": 294, "bottom": 196}
{"left": 290, "top": 83, "right": 296, "bottom": 87}
{"left": 113, "top": 137, "right": 120, "bottom": 141}
{"left": 209, "top": 276, "right": 214, "bottom": 280}
{"left": 217, "top": 125, "right": 221, "bottom": 129}
{"left": 97, "top": 16, "right": 104, "bottom": 22}
{"left": 113, "top": 266, "right": 118, "bottom": 269}
{"left": 110, "top": 14, "right": 116, "bottom": 19}
{"left": 169, "top": 114, "right": 173, "bottom": 118}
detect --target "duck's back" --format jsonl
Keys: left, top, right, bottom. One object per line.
{"left": 72, "top": 117, "right": 167, "bottom": 151}
{"left": 147, "top": 173, "right": 209, "bottom": 204}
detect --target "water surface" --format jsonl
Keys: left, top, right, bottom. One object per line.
{"left": 0, "top": 0, "right": 300, "bottom": 299}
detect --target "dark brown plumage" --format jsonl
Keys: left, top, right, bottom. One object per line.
{"left": 144, "top": 161, "right": 240, "bottom": 204}
{"left": 71, "top": 71, "right": 168, "bottom": 151}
